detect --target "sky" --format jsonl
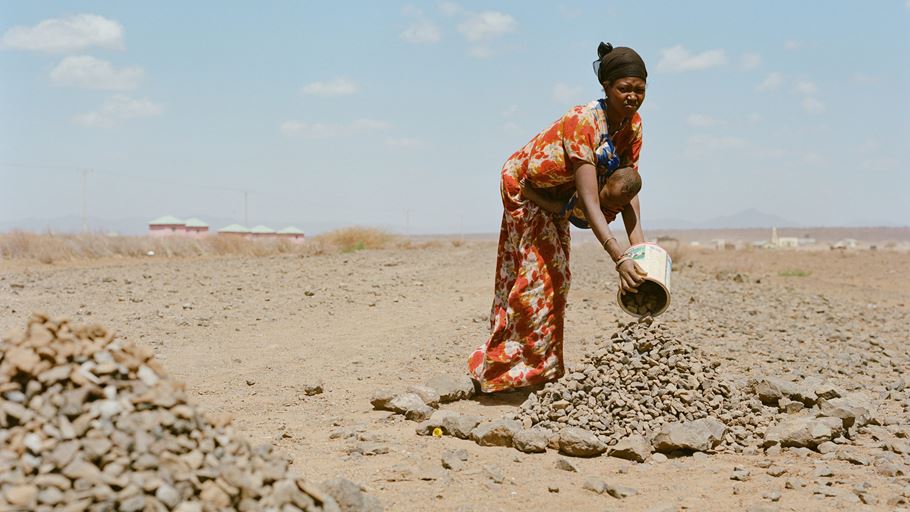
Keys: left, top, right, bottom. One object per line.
{"left": 1, "top": 1, "right": 909, "bottom": 234}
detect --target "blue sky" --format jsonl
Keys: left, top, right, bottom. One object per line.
{"left": 1, "top": 1, "right": 908, "bottom": 234}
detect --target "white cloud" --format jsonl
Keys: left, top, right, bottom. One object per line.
{"left": 794, "top": 80, "right": 817, "bottom": 95}
{"left": 686, "top": 114, "right": 726, "bottom": 128}
{"left": 553, "top": 82, "right": 581, "bottom": 104}
{"left": 2, "top": 14, "right": 123, "bottom": 53}
{"left": 401, "top": 20, "right": 441, "bottom": 44}
{"left": 457, "top": 11, "right": 516, "bottom": 42}
{"left": 439, "top": 2, "right": 462, "bottom": 16}
{"left": 740, "top": 52, "right": 761, "bottom": 70}
{"left": 784, "top": 40, "right": 803, "bottom": 51}
{"left": 802, "top": 96, "right": 825, "bottom": 114}
{"left": 747, "top": 113, "right": 763, "bottom": 124}
{"left": 656, "top": 45, "right": 727, "bottom": 72}
{"left": 385, "top": 137, "right": 421, "bottom": 148}
{"left": 756, "top": 72, "right": 784, "bottom": 92}
{"left": 300, "top": 78, "right": 359, "bottom": 96}
{"left": 50, "top": 55, "right": 143, "bottom": 90}
{"left": 280, "top": 118, "right": 390, "bottom": 139}
{"left": 74, "top": 95, "right": 163, "bottom": 128}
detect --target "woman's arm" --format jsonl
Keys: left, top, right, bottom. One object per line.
{"left": 575, "top": 163, "right": 623, "bottom": 262}
{"left": 577, "top": 163, "right": 647, "bottom": 293}
{"left": 621, "top": 195, "right": 645, "bottom": 245}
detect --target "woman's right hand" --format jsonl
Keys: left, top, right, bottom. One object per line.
{"left": 617, "top": 259, "right": 647, "bottom": 294}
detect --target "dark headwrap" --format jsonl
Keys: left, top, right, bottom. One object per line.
{"left": 592, "top": 42, "right": 647, "bottom": 84}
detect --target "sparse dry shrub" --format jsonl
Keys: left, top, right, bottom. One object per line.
{"left": 314, "top": 227, "right": 397, "bottom": 253}
{"left": 0, "top": 231, "right": 327, "bottom": 262}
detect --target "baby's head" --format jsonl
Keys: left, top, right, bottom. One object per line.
{"left": 602, "top": 167, "right": 641, "bottom": 208}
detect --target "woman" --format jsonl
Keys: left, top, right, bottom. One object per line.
{"left": 468, "top": 42, "right": 649, "bottom": 393}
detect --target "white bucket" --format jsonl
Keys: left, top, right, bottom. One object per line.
{"left": 616, "top": 243, "right": 672, "bottom": 317}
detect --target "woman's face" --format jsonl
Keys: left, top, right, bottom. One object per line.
{"left": 605, "top": 77, "right": 646, "bottom": 118}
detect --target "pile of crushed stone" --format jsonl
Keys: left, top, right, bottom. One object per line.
{"left": 517, "top": 318, "right": 775, "bottom": 452}
{"left": 0, "top": 314, "right": 379, "bottom": 511}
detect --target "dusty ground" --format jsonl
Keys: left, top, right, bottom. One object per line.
{"left": 2, "top": 242, "right": 909, "bottom": 511}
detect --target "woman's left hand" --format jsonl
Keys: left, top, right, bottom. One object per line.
{"left": 617, "top": 259, "right": 647, "bottom": 294}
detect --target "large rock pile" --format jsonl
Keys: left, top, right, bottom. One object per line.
{"left": 517, "top": 318, "right": 775, "bottom": 452}
{"left": 0, "top": 314, "right": 379, "bottom": 511}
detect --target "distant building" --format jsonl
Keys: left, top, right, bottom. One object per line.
{"left": 148, "top": 215, "right": 185, "bottom": 237}
{"left": 832, "top": 238, "right": 859, "bottom": 250}
{"left": 250, "top": 225, "right": 276, "bottom": 238}
{"left": 777, "top": 237, "right": 799, "bottom": 248}
{"left": 218, "top": 224, "right": 250, "bottom": 237}
{"left": 184, "top": 218, "right": 209, "bottom": 238}
{"left": 277, "top": 226, "right": 305, "bottom": 243}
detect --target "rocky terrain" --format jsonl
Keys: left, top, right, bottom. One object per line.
{"left": 1, "top": 243, "right": 908, "bottom": 511}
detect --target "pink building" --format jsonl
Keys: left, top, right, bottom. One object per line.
{"left": 184, "top": 218, "right": 210, "bottom": 238}
{"left": 148, "top": 215, "right": 185, "bottom": 237}
{"left": 217, "top": 224, "right": 251, "bottom": 238}
{"left": 277, "top": 226, "right": 305, "bottom": 244}
{"left": 250, "top": 225, "right": 276, "bottom": 238}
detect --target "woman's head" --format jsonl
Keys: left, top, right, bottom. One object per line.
{"left": 594, "top": 42, "right": 647, "bottom": 118}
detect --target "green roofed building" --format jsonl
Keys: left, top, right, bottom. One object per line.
{"left": 250, "top": 225, "right": 276, "bottom": 236}
{"left": 277, "top": 226, "right": 305, "bottom": 243}
{"left": 184, "top": 218, "right": 210, "bottom": 237}
{"left": 218, "top": 224, "right": 250, "bottom": 236}
{"left": 148, "top": 215, "right": 185, "bottom": 237}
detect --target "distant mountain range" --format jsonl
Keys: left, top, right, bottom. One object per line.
{"left": 649, "top": 208, "right": 798, "bottom": 230}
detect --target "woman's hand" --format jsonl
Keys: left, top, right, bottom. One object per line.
{"left": 617, "top": 259, "right": 647, "bottom": 294}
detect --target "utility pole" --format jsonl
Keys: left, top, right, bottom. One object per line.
{"left": 81, "top": 168, "right": 92, "bottom": 233}
{"left": 243, "top": 191, "right": 249, "bottom": 226}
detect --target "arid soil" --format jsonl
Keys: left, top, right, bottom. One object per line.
{"left": 2, "top": 242, "right": 909, "bottom": 511}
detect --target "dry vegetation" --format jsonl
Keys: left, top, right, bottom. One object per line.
{"left": 0, "top": 227, "right": 411, "bottom": 263}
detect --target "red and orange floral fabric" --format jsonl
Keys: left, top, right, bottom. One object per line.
{"left": 468, "top": 100, "right": 642, "bottom": 392}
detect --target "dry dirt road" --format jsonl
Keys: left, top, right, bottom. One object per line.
{"left": 2, "top": 242, "right": 909, "bottom": 511}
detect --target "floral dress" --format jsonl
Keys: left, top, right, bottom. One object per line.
{"left": 468, "top": 99, "right": 642, "bottom": 393}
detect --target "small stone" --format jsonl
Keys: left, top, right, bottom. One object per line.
{"left": 813, "top": 465, "right": 833, "bottom": 478}
{"left": 407, "top": 384, "right": 440, "bottom": 407}
{"left": 582, "top": 477, "right": 607, "bottom": 494}
{"left": 484, "top": 464, "right": 505, "bottom": 484}
{"left": 441, "top": 449, "right": 469, "bottom": 471}
{"left": 321, "top": 478, "right": 382, "bottom": 512}
{"left": 513, "top": 428, "right": 549, "bottom": 453}
{"left": 548, "top": 485, "right": 559, "bottom": 493}
{"left": 762, "top": 490, "right": 781, "bottom": 502}
{"left": 155, "top": 484, "right": 180, "bottom": 509}
{"left": 763, "top": 416, "right": 844, "bottom": 448}
{"left": 608, "top": 435, "right": 652, "bottom": 463}
{"left": 816, "top": 441, "right": 838, "bottom": 454}
{"left": 471, "top": 419, "right": 522, "bottom": 447}
{"left": 767, "top": 465, "right": 786, "bottom": 477}
{"left": 605, "top": 483, "right": 638, "bottom": 499}
{"left": 558, "top": 427, "right": 606, "bottom": 457}
{"left": 303, "top": 380, "right": 324, "bottom": 396}
{"left": 650, "top": 453, "right": 668, "bottom": 463}
{"left": 5, "top": 485, "right": 38, "bottom": 507}
{"left": 555, "top": 457, "right": 579, "bottom": 472}
{"left": 730, "top": 467, "right": 751, "bottom": 481}
{"left": 425, "top": 374, "right": 475, "bottom": 403}
{"left": 652, "top": 418, "right": 726, "bottom": 453}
